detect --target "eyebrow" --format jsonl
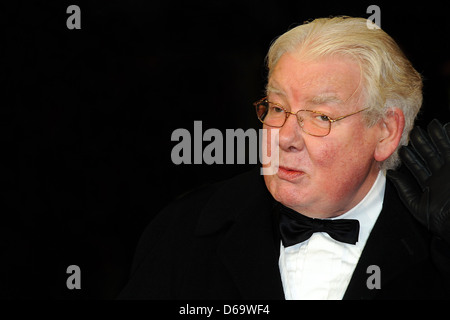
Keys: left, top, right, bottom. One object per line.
{"left": 266, "top": 85, "right": 343, "bottom": 105}
{"left": 266, "top": 84, "right": 286, "bottom": 97}
{"left": 309, "top": 93, "right": 344, "bottom": 105}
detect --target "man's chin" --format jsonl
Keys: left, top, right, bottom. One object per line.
{"left": 266, "top": 180, "right": 305, "bottom": 209}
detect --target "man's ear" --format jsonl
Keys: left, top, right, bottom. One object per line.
{"left": 374, "top": 108, "right": 405, "bottom": 162}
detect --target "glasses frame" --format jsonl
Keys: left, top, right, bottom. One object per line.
{"left": 253, "top": 97, "right": 369, "bottom": 137}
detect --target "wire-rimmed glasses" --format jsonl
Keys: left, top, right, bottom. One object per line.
{"left": 253, "top": 97, "right": 368, "bottom": 137}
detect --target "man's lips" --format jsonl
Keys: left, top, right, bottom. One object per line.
{"left": 277, "top": 166, "right": 305, "bottom": 180}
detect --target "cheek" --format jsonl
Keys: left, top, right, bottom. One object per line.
{"left": 313, "top": 131, "right": 375, "bottom": 169}
{"left": 307, "top": 139, "right": 349, "bottom": 173}
{"left": 309, "top": 138, "right": 374, "bottom": 197}
{"left": 310, "top": 143, "right": 336, "bottom": 167}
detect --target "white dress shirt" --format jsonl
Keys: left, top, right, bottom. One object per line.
{"left": 278, "top": 170, "right": 386, "bottom": 300}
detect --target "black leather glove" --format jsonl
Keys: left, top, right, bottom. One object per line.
{"left": 387, "top": 119, "right": 450, "bottom": 245}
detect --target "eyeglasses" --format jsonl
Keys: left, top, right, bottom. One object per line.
{"left": 253, "top": 97, "right": 369, "bottom": 137}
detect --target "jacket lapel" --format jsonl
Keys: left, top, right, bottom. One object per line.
{"left": 216, "top": 200, "right": 285, "bottom": 299}
{"left": 195, "top": 167, "right": 285, "bottom": 299}
{"left": 343, "top": 180, "right": 429, "bottom": 299}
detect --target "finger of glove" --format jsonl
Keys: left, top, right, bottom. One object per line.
{"left": 445, "top": 122, "right": 450, "bottom": 139}
{"left": 387, "top": 169, "right": 426, "bottom": 225}
{"left": 399, "top": 145, "right": 430, "bottom": 189}
{"left": 427, "top": 119, "right": 450, "bottom": 163}
{"left": 410, "top": 126, "right": 443, "bottom": 173}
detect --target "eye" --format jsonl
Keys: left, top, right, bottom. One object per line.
{"left": 269, "top": 105, "right": 285, "bottom": 114}
{"left": 273, "top": 106, "right": 284, "bottom": 113}
{"left": 316, "top": 114, "right": 330, "bottom": 122}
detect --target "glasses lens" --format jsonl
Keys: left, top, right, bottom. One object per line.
{"left": 297, "top": 110, "right": 331, "bottom": 136}
{"left": 255, "top": 100, "right": 269, "bottom": 121}
{"left": 256, "top": 101, "right": 285, "bottom": 127}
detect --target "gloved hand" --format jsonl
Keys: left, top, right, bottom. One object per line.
{"left": 387, "top": 119, "right": 450, "bottom": 245}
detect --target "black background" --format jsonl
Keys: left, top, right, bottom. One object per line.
{"left": 2, "top": 0, "right": 450, "bottom": 299}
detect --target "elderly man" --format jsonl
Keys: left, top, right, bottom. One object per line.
{"left": 119, "top": 16, "right": 450, "bottom": 299}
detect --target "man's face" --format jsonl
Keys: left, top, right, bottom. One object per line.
{"left": 264, "top": 53, "right": 384, "bottom": 218}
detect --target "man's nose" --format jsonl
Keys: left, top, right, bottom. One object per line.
{"left": 278, "top": 112, "right": 306, "bottom": 152}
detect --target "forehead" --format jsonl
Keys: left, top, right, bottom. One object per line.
{"left": 267, "top": 53, "right": 361, "bottom": 102}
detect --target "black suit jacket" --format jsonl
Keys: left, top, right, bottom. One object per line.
{"left": 119, "top": 167, "right": 450, "bottom": 299}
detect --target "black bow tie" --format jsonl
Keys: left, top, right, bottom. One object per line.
{"left": 276, "top": 203, "right": 360, "bottom": 247}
